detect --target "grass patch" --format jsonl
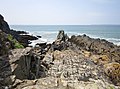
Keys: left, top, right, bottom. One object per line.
{"left": 7, "top": 34, "right": 24, "bottom": 49}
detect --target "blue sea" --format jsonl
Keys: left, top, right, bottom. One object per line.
{"left": 10, "top": 25, "right": 120, "bottom": 46}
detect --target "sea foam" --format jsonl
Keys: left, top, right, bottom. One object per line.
{"left": 29, "top": 31, "right": 120, "bottom": 46}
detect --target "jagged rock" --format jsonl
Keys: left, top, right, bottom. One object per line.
{"left": 0, "top": 30, "right": 14, "bottom": 55}
{"left": 17, "top": 35, "right": 38, "bottom": 47}
{"left": 69, "top": 35, "right": 120, "bottom": 63}
{"left": 8, "top": 47, "right": 31, "bottom": 63}
{"left": 47, "top": 49, "right": 120, "bottom": 89}
{"left": 0, "top": 14, "right": 38, "bottom": 47}
{"left": 36, "top": 42, "right": 47, "bottom": 48}
{"left": 57, "top": 30, "right": 69, "bottom": 42}
{"left": 37, "top": 35, "right": 41, "bottom": 38}
{"left": 57, "top": 30, "right": 65, "bottom": 41}
{"left": 51, "top": 30, "right": 69, "bottom": 51}
{"left": 70, "top": 35, "right": 115, "bottom": 53}
{"left": 0, "top": 14, "right": 11, "bottom": 34}
{"left": 0, "top": 56, "right": 13, "bottom": 88}
{"left": 9, "top": 48, "right": 48, "bottom": 80}
{"left": 1, "top": 26, "right": 120, "bottom": 89}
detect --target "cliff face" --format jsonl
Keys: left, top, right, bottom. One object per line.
{"left": 0, "top": 14, "right": 25, "bottom": 55}
{"left": 0, "top": 14, "right": 12, "bottom": 55}
{"left": 0, "top": 30, "right": 13, "bottom": 55}
{"left": 0, "top": 14, "right": 38, "bottom": 47}
{"left": 0, "top": 14, "right": 11, "bottom": 34}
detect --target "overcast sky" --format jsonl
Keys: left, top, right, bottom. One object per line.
{"left": 0, "top": 0, "right": 120, "bottom": 25}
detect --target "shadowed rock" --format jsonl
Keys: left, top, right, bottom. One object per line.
{"left": 0, "top": 14, "right": 38, "bottom": 47}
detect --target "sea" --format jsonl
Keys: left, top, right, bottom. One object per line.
{"left": 10, "top": 25, "right": 120, "bottom": 46}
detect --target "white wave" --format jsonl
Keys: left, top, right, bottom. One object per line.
{"left": 69, "top": 33, "right": 120, "bottom": 46}
{"left": 105, "top": 38, "right": 120, "bottom": 42}
{"left": 77, "top": 33, "right": 120, "bottom": 46}
{"left": 89, "top": 36, "right": 120, "bottom": 46}
{"left": 29, "top": 38, "right": 47, "bottom": 47}
{"left": 31, "top": 31, "right": 58, "bottom": 35}
{"left": 28, "top": 31, "right": 120, "bottom": 46}
{"left": 105, "top": 38, "right": 120, "bottom": 46}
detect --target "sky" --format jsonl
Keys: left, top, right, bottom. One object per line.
{"left": 0, "top": 0, "right": 120, "bottom": 25}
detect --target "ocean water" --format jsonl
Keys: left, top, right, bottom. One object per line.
{"left": 10, "top": 25, "right": 120, "bottom": 46}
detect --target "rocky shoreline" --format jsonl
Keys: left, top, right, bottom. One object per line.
{"left": 0, "top": 14, "right": 120, "bottom": 89}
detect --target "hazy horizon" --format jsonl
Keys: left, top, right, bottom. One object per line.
{"left": 1, "top": 0, "right": 120, "bottom": 25}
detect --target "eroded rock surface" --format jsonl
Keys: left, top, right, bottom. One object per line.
{"left": 69, "top": 35, "right": 120, "bottom": 63}
{"left": 0, "top": 15, "right": 120, "bottom": 89}
{"left": 4, "top": 31, "right": 119, "bottom": 89}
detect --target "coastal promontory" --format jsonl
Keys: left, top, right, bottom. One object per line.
{"left": 0, "top": 14, "right": 120, "bottom": 89}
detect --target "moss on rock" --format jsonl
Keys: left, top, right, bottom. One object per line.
{"left": 7, "top": 34, "right": 24, "bottom": 49}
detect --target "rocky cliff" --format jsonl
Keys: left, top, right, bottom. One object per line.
{"left": 0, "top": 15, "right": 120, "bottom": 89}
{"left": 0, "top": 14, "right": 38, "bottom": 47}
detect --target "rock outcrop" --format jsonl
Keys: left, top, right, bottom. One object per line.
{"left": 0, "top": 14, "right": 38, "bottom": 47}
{"left": 0, "top": 14, "right": 11, "bottom": 34}
{"left": 0, "top": 48, "right": 31, "bottom": 88}
{"left": 4, "top": 31, "right": 119, "bottom": 89}
{"left": 69, "top": 35, "right": 120, "bottom": 63}
{"left": 0, "top": 30, "right": 14, "bottom": 55}
{"left": 0, "top": 14, "right": 120, "bottom": 89}
{"left": 8, "top": 44, "right": 120, "bottom": 89}
{"left": 50, "top": 30, "right": 69, "bottom": 51}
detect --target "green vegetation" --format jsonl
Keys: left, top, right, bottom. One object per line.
{"left": 107, "top": 86, "right": 115, "bottom": 89}
{"left": 7, "top": 34, "right": 24, "bottom": 48}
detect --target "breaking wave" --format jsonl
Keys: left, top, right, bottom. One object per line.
{"left": 28, "top": 31, "right": 120, "bottom": 46}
